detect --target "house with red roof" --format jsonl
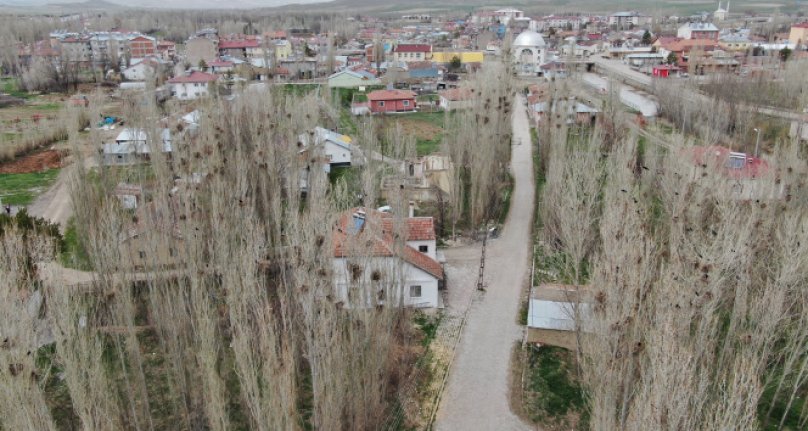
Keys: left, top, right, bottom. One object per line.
{"left": 682, "top": 146, "right": 782, "bottom": 200}
{"left": 393, "top": 44, "right": 432, "bottom": 63}
{"left": 367, "top": 89, "right": 417, "bottom": 113}
{"left": 333, "top": 207, "right": 444, "bottom": 308}
{"left": 167, "top": 71, "right": 218, "bottom": 100}
{"left": 218, "top": 36, "right": 263, "bottom": 60}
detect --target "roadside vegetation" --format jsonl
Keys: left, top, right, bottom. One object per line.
{"left": 0, "top": 168, "right": 59, "bottom": 205}
{"left": 524, "top": 71, "right": 808, "bottom": 430}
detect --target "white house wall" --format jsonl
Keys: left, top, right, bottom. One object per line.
{"left": 405, "top": 239, "right": 437, "bottom": 260}
{"left": 332, "top": 256, "right": 440, "bottom": 308}
{"left": 171, "top": 82, "right": 210, "bottom": 100}
{"left": 324, "top": 141, "right": 352, "bottom": 165}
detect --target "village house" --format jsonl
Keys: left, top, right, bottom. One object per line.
{"left": 207, "top": 60, "right": 235, "bottom": 74}
{"left": 327, "top": 69, "right": 381, "bottom": 88}
{"left": 393, "top": 44, "right": 432, "bottom": 63}
{"left": 367, "top": 89, "right": 417, "bottom": 114}
{"left": 333, "top": 207, "right": 444, "bottom": 308}
{"left": 299, "top": 127, "right": 361, "bottom": 172}
{"left": 677, "top": 22, "right": 720, "bottom": 40}
{"left": 156, "top": 40, "right": 176, "bottom": 60}
{"left": 530, "top": 98, "right": 600, "bottom": 127}
{"left": 218, "top": 37, "right": 263, "bottom": 60}
{"left": 167, "top": 70, "right": 218, "bottom": 100}
{"left": 438, "top": 87, "right": 474, "bottom": 111}
{"left": 122, "top": 58, "right": 165, "bottom": 81}
{"left": 102, "top": 128, "right": 172, "bottom": 166}
{"left": 682, "top": 146, "right": 782, "bottom": 201}
{"left": 128, "top": 35, "right": 157, "bottom": 60}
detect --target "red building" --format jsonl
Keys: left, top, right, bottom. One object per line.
{"left": 367, "top": 90, "right": 417, "bottom": 113}
{"left": 156, "top": 40, "right": 176, "bottom": 60}
{"left": 129, "top": 36, "right": 156, "bottom": 59}
{"left": 652, "top": 64, "right": 678, "bottom": 78}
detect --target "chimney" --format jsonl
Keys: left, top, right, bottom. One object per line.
{"left": 408, "top": 201, "right": 415, "bottom": 218}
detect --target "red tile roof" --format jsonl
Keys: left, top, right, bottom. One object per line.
{"left": 394, "top": 44, "right": 432, "bottom": 53}
{"left": 167, "top": 71, "right": 218, "bottom": 84}
{"left": 439, "top": 87, "right": 475, "bottom": 101}
{"left": 367, "top": 89, "right": 417, "bottom": 101}
{"left": 334, "top": 208, "right": 443, "bottom": 280}
{"left": 219, "top": 39, "right": 260, "bottom": 49}
{"left": 793, "top": 22, "right": 808, "bottom": 29}
{"left": 684, "top": 146, "right": 769, "bottom": 180}
{"left": 380, "top": 217, "right": 437, "bottom": 241}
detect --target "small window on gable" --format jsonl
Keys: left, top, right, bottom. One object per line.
{"left": 419, "top": 245, "right": 428, "bottom": 253}
{"left": 410, "top": 285, "right": 422, "bottom": 297}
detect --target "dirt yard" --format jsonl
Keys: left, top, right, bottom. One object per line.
{"left": 391, "top": 117, "right": 443, "bottom": 142}
{"left": 0, "top": 149, "right": 64, "bottom": 174}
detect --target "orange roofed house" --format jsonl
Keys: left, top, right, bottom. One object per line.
{"left": 333, "top": 207, "right": 444, "bottom": 308}
{"left": 367, "top": 89, "right": 417, "bottom": 113}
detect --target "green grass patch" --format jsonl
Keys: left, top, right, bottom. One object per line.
{"left": 496, "top": 173, "right": 514, "bottom": 225}
{"left": 32, "top": 102, "right": 62, "bottom": 111}
{"left": 1, "top": 77, "right": 32, "bottom": 99}
{"left": 525, "top": 345, "right": 586, "bottom": 427}
{"left": 0, "top": 168, "right": 60, "bottom": 205}
{"left": 416, "top": 137, "right": 442, "bottom": 156}
{"left": 404, "top": 111, "right": 447, "bottom": 127}
{"left": 60, "top": 217, "right": 92, "bottom": 270}
{"left": 413, "top": 311, "right": 441, "bottom": 348}
{"left": 282, "top": 83, "right": 321, "bottom": 97}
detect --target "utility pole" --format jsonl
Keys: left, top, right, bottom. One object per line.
{"left": 753, "top": 127, "right": 761, "bottom": 158}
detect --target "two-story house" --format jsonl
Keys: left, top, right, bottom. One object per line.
{"left": 333, "top": 208, "right": 444, "bottom": 308}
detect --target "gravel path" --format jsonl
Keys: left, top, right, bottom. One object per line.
{"left": 27, "top": 165, "right": 73, "bottom": 229}
{"left": 434, "top": 94, "right": 535, "bottom": 431}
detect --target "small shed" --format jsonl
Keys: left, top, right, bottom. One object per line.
{"left": 652, "top": 64, "right": 678, "bottom": 78}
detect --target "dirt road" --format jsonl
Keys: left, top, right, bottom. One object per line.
{"left": 434, "top": 94, "right": 535, "bottom": 430}
{"left": 26, "top": 164, "right": 73, "bottom": 229}
{"left": 27, "top": 154, "right": 97, "bottom": 230}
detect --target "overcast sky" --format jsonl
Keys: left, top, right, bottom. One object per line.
{"left": 1, "top": 0, "right": 328, "bottom": 8}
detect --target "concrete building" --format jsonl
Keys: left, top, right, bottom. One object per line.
{"left": 608, "top": 11, "right": 652, "bottom": 28}
{"left": 678, "top": 22, "right": 720, "bottom": 40}
{"left": 789, "top": 22, "right": 808, "bottom": 47}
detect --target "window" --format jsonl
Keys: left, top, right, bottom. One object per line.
{"left": 419, "top": 245, "right": 428, "bottom": 253}
{"left": 139, "top": 251, "right": 146, "bottom": 259}
{"left": 410, "top": 285, "right": 422, "bottom": 297}
{"left": 169, "top": 248, "right": 175, "bottom": 257}
{"left": 403, "top": 100, "right": 410, "bottom": 107}
{"left": 378, "top": 101, "right": 385, "bottom": 107}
